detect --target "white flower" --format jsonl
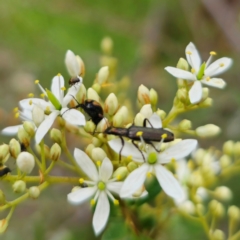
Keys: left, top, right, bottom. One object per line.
{"left": 165, "top": 42, "right": 233, "bottom": 104}
{"left": 108, "top": 137, "right": 197, "bottom": 201}
{"left": 67, "top": 148, "right": 123, "bottom": 236}
{"left": 21, "top": 75, "right": 85, "bottom": 144}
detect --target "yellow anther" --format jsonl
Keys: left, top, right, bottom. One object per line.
{"left": 161, "top": 133, "right": 167, "bottom": 139}
{"left": 127, "top": 155, "right": 133, "bottom": 161}
{"left": 13, "top": 107, "right": 18, "bottom": 112}
{"left": 96, "top": 161, "right": 101, "bottom": 167}
{"left": 57, "top": 73, "right": 61, "bottom": 76}
{"left": 29, "top": 100, "right": 33, "bottom": 105}
{"left": 113, "top": 199, "right": 119, "bottom": 206}
{"left": 14, "top": 112, "right": 19, "bottom": 118}
{"left": 40, "top": 93, "right": 45, "bottom": 98}
{"left": 28, "top": 93, "right": 34, "bottom": 98}
{"left": 35, "top": 80, "right": 39, "bottom": 84}
{"left": 146, "top": 172, "right": 152, "bottom": 178}
{"left": 90, "top": 199, "right": 96, "bottom": 206}
{"left": 186, "top": 51, "right": 192, "bottom": 55}
{"left": 219, "top": 63, "right": 224, "bottom": 67}
{"left": 170, "top": 158, "right": 176, "bottom": 164}
{"left": 61, "top": 87, "right": 66, "bottom": 91}
{"left": 116, "top": 175, "right": 121, "bottom": 181}
{"left": 191, "top": 68, "right": 196, "bottom": 73}
{"left": 136, "top": 131, "right": 143, "bottom": 137}
{"left": 210, "top": 51, "right": 217, "bottom": 55}
{"left": 206, "top": 77, "right": 211, "bottom": 81}
{"left": 44, "top": 106, "right": 51, "bottom": 115}
{"left": 79, "top": 178, "right": 84, "bottom": 184}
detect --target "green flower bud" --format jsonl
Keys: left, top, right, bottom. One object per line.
{"left": 96, "top": 118, "right": 108, "bottom": 132}
{"left": 101, "top": 37, "right": 113, "bottom": 55}
{"left": 87, "top": 88, "right": 100, "bottom": 102}
{"left": 23, "top": 121, "right": 35, "bottom": 137}
{"left": 214, "top": 186, "right": 232, "bottom": 202}
{"left": 35, "top": 144, "right": 50, "bottom": 160}
{"left": 233, "top": 141, "right": 240, "bottom": 157}
{"left": 220, "top": 155, "right": 231, "bottom": 168}
{"left": 0, "top": 144, "right": 10, "bottom": 164}
{"left": 92, "top": 137, "right": 102, "bottom": 147}
{"left": 194, "top": 148, "right": 206, "bottom": 164}
{"left": 104, "top": 93, "right": 118, "bottom": 116}
{"left": 177, "top": 58, "right": 189, "bottom": 71}
{"left": 178, "top": 201, "right": 195, "bottom": 215}
{"left": 113, "top": 106, "right": 128, "bottom": 127}
{"left": 92, "top": 83, "right": 101, "bottom": 94}
{"left": 209, "top": 200, "right": 225, "bottom": 219}
{"left": 28, "top": 186, "right": 40, "bottom": 199}
{"left": 16, "top": 152, "right": 35, "bottom": 174}
{"left": 113, "top": 167, "right": 128, "bottom": 180}
{"left": 97, "top": 66, "right": 109, "bottom": 85}
{"left": 156, "top": 109, "right": 166, "bottom": 120}
{"left": 188, "top": 172, "right": 203, "bottom": 187}
{"left": 0, "top": 190, "right": 6, "bottom": 205}
{"left": 196, "top": 124, "right": 221, "bottom": 138}
{"left": 199, "top": 97, "right": 213, "bottom": 107}
{"left": 76, "top": 84, "right": 86, "bottom": 103}
{"left": 196, "top": 204, "right": 205, "bottom": 215}
{"left": 9, "top": 138, "right": 21, "bottom": 159}
{"left": 179, "top": 119, "right": 192, "bottom": 131}
{"left": 91, "top": 148, "right": 107, "bottom": 162}
{"left": 84, "top": 121, "right": 96, "bottom": 133}
{"left": 202, "top": 88, "right": 209, "bottom": 102}
{"left": 18, "top": 127, "right": 31, "bottom": 147}
{"left": 134, "top": 113, "right": 144, "bottom": 126}
{"left": 149, "top": 88, "right": 158, "bottom": 107}
{"left": 12, "top": 180, "right": 26, "bottom": 193}
{"left": 32, "top": 105, "right": 45, "bottom": 127}
{"left": 212, "top": 229, "right": 225, "bottom": 240}
{"left": 139, "top": 104, "right": 152, "bottom": 119}
{"left": 127, "top": 162, "right": 138, "bottom": 172}
{"left": 138, "top": 84, "right": 150, "bottom": 105}
{"left": 50, "top": 143, "right": 61, "bottom": 161}
{"left": 177, "top": 88, "right": 188, "bottom": 103}
{"left": 50, "top": 128, "right": 62, "bottom": 144}
{"left": 223, "top": 140, "right": 234, "bottom": 156}
{"left": 85, "top": 144, "right": 95, "bottom": 157}
{"left": 228, "top": 205, "right": 240, "bottom": 221}
{"left": 0, "top": 219, "right": 8, "bottom": 233}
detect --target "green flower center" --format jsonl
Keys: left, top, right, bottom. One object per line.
{"left": 147, "top": 152, "right": 157, "bottom": 165}
{"left": 45, "top": 89, "right": 62, "bottom": 110}
{"left": 97, "top": 181, "right": 106, "bottom": 190}
{"left": 196, "top": 62, "right": 206, "bottom": 80}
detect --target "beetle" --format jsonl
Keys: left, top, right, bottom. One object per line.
{"left": 0, "top": 165, "right": 11, "bottom": 177}
{"left": 68, "top": 76, "right": 82, "bottom": 87}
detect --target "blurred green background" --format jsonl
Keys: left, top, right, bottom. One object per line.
{"left": 0, "top": 0, "right": 240, "bottom": 239}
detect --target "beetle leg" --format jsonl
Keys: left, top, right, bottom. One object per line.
{"left": 146, "top": 141, "right": 161, "bottom": 152}
{"left": 132, "top": 140, "right": 145, "bottom": 161}
{"left": 118, "top": 136, "right": 125, "bottom": 162}
{"left": 143, "top": 118, "right": 154, "bottom": 128}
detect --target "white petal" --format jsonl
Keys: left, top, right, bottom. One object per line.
{"left": 158, "top": 139, "right": 198, "bottom": 164}
{"left": 99, "top": 157, "right": 113, "bottom": 182}
{"left": 205, "top": 57, "right": 233, "bottom": 76}
{"left": 19, "top": 98, "right": 50, "bottom": 111}
{"left": 107, "top": 182, "right": 123, "bottom": 195}
{"left": 61, "top": 108, "right": 86, "bottom": 126}
{"left": 165, "top": 67, "right": 196, "bottom": 81}
{"left": 62, "top": 82, "right": 82, "bottom": 107}
{"left": 108, "top": 139, "right": 145, "bottom": 163}
{"left": 1, "top": 125, "right": 22, "bottom": 136}
{"left": 93, "top": 192, "right": 110, "bottom": 236}
{"left": 201, "top": 78, "right": 226, "bottom": 89}
{"left": 189, "top": 81, "right": 202, "bottom": 104}
{"left": 139, "top": 104, "right": 153, "bottom": 119}
{"left": 67, "top": 187, "right": 97, "bottom": 205}
{"left": 120, "top": 164, "right": 149, "bottom": 198}
{"left": 35, "top": 111, "right": 59, "bottom": 144}
{"left": 185, "top": 42, "right": 201, "bottom": 71}
{"left": 148, "top": 113, "right": 162, "bottom": 128}
{"left": 65, "top": 50, "right": 80, "bottom": 77}
{"left": 51, "top": 75, "right": 64, "bottom": 103}
{"left": 20, "top": 109, "right": 33, "bottom": 121}
{"left": 74, "top": 148, "right": 99, "bottom": 181}
{"left": 154, "top": 165, "right": 184, "bottom": 201}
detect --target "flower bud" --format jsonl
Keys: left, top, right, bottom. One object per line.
{"left": 199, "top": 97, "right": 213, "bottom": 107}
{"left": 233, "top": 141, "right": 240, "bottom": 157}
{"left": 91, "top": 148, "right": 107, "bottom": 162}
{"left": 16, "top": 152, "right": 35, "bottom": 174}
{"left": 212, "top": 229, "right": 225, "bottom": 240}
{"left": 28, "top": 186, "right": 40, "bottom": 199}
{"left": 134, "top": 113, "right": 144, "bottom": 126}
{"left": 177, "top": 58, "right": 189, "bottom": 71}
{"left": 76, "top": 84, "right": 86, "bottom": 103}
{"left": 209, "top": 200, "right": 225, "bottom": 219}
{"left": 87, "top": 88, "right": 100, "bottom": 102}
{"left": 156, "top": 109, "right": 166, "bottom": 120}
{"left": 113, "top": 167, "right": 128, "bottom": 180}
{"left": 85, "top": 143, "right": 95, "bottom": 157}
{"left": 149, "top": 88, "right": 158, "bottom": 107}
{"left": 219, "top": 155, "right": 231, "bottom": 168}
{"left": 0, "top": 190, "right": 6, "bottom": 205}
{"left": 127, "top": 162, "right": 138, "bottom": 172}
{"left": 32, "top": 105, "right": 45, "bottom": 127}
{"left": 23, "top": 121, "right": 35, "bottom": 137}
{"left": 179, "top": 200, "right": 195, "bottom": 215}
{"left": 12, "top": 180, "right": 26, "bottom": 193}
{"left": 76, "top": 55, "right": 85, "bottom": 77}
{"left": 92, "top": 82, "right": 101, "bottom": 94}
{"left": 96, "top": 118, "right": 108, "bottom": 132}
{"left": 84, "top": 121, "right": 96, "bottom": 133}
{"left": 104, "top": 93, "right": 118, "bottom": 116}
{"left": 9, "top": 138, "right": 21, "bottom": 159}
{"left": 202, "top": 88, "right": 209, "bottom": 101}
{"left": 65, "top": 50, "right": 80, "bottom": 77}
{"left": 18, "top": 127, "right": 31, "bottom": 147}
{"left": 0, "top": 219, "right": 8, "bottom": 233}
{"left": 179, "top": 119, "right": 192, "bottom": 131}
{"left": 97, "top": 66, "right": 109, "bottom": 85}
{"left": 50, "top": 128, "right": 62, "bottom": 144}
{"left": 196, "top": 124, "right": 221, "bottom": 138}
{"left": 228, "top": 205, "right": 240, "bottom": 221}
{"left": 214, "top": 186, "right": 232, "bottom": 202}
{"left": 113, "top": 106, "right": 129, "bottom": 127}
{"left": 139, "top": 104, "right": 152, "bottom": 119}
{"left": 196, "top": 204, "right": 205, "bottom": 215}
{"left": 177, "top": 88, "right": 188, "bottom": 103}
{"left": 50, "top": 143, "right": 61, "bottom": 161}
{"left": 0, "top": 144, "right": 10, "bottom": 164}
{"left": 223, "top": 140, "right": 234, "bottom": 156}
{"left": 138, "top": 84, "right": 150, "bottom": 105}
{"left": 196, "top": 187, "right": 208, "bottom": 200}
{"left": 92, "top": 137, "right": 102, "bottom": 147}
{"left": 101, "top": 37, "right": 113, "bottom": 55}
{"left": 35, "top": 144, "right": 50, "bottom": 160}
{"left": 189, "top": 171, "right": 203, "bottom": 187}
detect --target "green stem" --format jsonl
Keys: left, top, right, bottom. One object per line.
{"left": 6, "top": 206, "right": 16, "bottom": 221}
{"left": 40, "top": 140, "right": 46, "bottom": 172}
{"left": 229, "top": 230, "right": 240, "bottom": 240}
{"left": 27, "top": 146, "right": 42, "bottom": 169}
{"left": 44, "top": 161, "right": 55, "bottom": 175}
